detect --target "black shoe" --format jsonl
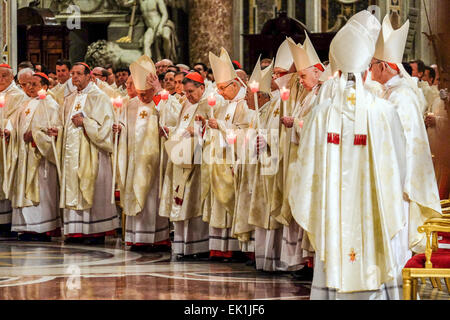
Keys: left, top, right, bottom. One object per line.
{"left": 18, "top": 233, "right": 34, "bottom": 241}
{"left": 209, "top": 255, "right": 224, "bottom": 262}
{"left": 64, "top": 237, "right": 84, "bottom": 244}
{"left": 192, "top": 252, "right": 210, "bottom": 261}
{"left": 84, "top": 236, "right": 105, "bottom": 245}
{"left": 32, "top": 234, "right": 52, "bottom": 242}
{"left": 245, "top": 259, "right": 256, "bottom": 267}
{"left": 291, "top": 266, "right": 313, "bottom": 281}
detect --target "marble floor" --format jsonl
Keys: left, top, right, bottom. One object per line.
{"left": 0, "top": 236, "right": 448, "bottom": 300}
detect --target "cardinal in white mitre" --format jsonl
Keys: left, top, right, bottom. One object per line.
{"left": 288, "top": 10, "right": 416, "bottom": 299}
{"left": 115, "top": 56, "right": 172, "bottom": 252}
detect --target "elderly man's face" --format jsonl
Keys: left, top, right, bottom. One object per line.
{"left": 0, "top": 68, "right": 14, "bottom": 92}
{"left": 217, "top": 80, "right": 240, "bottom": 101}
{"left": 18, "top": 72, "right": 34, "bottom": 96}
{"left": 184, "top": 82, "right": 205, "bottom": 104}
{"left": 298, "top": 66, "right": 321, "bottom": 91}
{"left": 137, "top": 87, "right": 156, "bottom": 104}
{"left": 71, "top": 65, "right": 91, "bottom": 91}
{"left": 156, "top": 61, "right": 170, "bottom": 75}
{"left": 92, "top": 67, "right": 106, "bottom": 82}
{"left": 27, "top": 76, "right": 45, "bottom": 98}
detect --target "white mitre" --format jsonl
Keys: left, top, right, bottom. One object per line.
{"left": 287, "top": 32, "right": 322, "bottom": 72}
{"left": 373, "top": 15, "right": 425, "bottom": 106}
{"left": 327, "top": 10, "right": 381, "bottom": 142}
{"left": 129, "top": 55, "right": 156, "bottom": 90}
{"left": 274, "top": 39, "right": 294, "bottom": 71}
{"left": 374, "top": 14, "right": 409, "bottom": 64}
{"left": 248, "top": 56, "right": 273, "bottom": 94}
{"left": 209, "top": 47, "right": 238, "bottom": 84}
{"left": 329, "top": 12, "right": 379, "bottom": 74}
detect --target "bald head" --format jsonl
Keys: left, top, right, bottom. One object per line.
{"left": 236, "top": 69, "right": 248, "bottom": 85}
{"left": 156, "top": 59, "right": 173, "bottom": 75}
{"left": 17, "top": 68, "right": 35, "bottom": 96}
{"left": 92, "top": 67, "right": 108, "bottom": 82}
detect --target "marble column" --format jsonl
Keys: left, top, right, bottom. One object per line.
{"left": 188, "top": 0, "right": 233, "bottom": 67}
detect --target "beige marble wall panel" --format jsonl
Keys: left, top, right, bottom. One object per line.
{"left": 188, "top": 0, "right": 233, "bottom": 67}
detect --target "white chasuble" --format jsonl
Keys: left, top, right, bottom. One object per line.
{"left": 289, "top": 78, "right": 410, "bottom": 293}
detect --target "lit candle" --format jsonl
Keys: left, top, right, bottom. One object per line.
{"left": 249, "top": 81, "right": 261, "bottom": 130}
{"left": 299, "top": 120, "right": 304, "bottom": 129}
{"left": 0, "top": 94, "right": 5, "bottom": 196}
{"left": 38, "top": 89, "right": 47, "bottom": 100}
{"left": 249, "top": 80, "right": 259, "bottom": 93}
{"left": 280, "top": 86, "right": 290, "bottom": 117}
{"left": 226, "top": 131, "right": 237, "bottom": 166}
{"left": 207, "top": 93, "right": 216, "bottom": 118}
{"left": 160, "top": 89, "right": 170, "bottom": 100}
{"left": 113, "top": 96, "right": 123, "bottom": 109}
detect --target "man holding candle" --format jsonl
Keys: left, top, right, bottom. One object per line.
{"left": 159, "top": 72, "right": 211, "bottom": 259}
{"left": 275, "top": 33, "right": 324, "bottom": 276}
{"left": 0, "top": 64, "right": 28, "bottom": 236}
{"left": 59, "top": 62, "right": 119, "bottom": 245}
{"left": 115, "top": 55, "right": 171, "bottom": 251}
{"left": 245, "top": 58, "right": 288, "bottom": 271}
{"left": 204, "top": 47, "right": 251, "bottom": 261}
{"left": 9, "top": 73, "right": 62, "bottom": 241}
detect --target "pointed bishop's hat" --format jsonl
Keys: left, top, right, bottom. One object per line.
{"left": 274, "top": 39, "right": 294, "bottom": 71}
{"left": 209, "top": 47, "right": 238, "bottom": 84}
{"left": 248, "top": 56, "right": 273, "bottom": 94}
{"left": 287, "top": 32, "right": 322, "bottom": 72}
{"left": 129, "top": 55, "right": 156, "bottom": 91}
{"left": 374, "top": 14, "right": 410, "bottom": 64}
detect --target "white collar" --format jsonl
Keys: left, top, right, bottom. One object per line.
{"left": 230, "top": 86, "right": 246, "bottom": 103}
{"left": 384, "top": 75, "right": 401, "bottom": 88}
{"left": 0, "top": 81, "right": 16, "bottom": 94}
{"left": 77, "top": 81, "right": 92, "bottom": 95}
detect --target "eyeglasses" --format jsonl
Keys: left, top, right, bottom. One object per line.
{"left": 369, "top": 61, "right": 383, "bottom": 70}
{"left": 217, "top": 81, "right": 233, "bottom": 92}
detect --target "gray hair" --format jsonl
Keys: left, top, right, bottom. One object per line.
{"left": 17, "top": 67, "right": 34, "bottom": 79}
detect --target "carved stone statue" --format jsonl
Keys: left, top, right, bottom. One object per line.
{"left": 84, "top": 39, "right": 143, "bottom": 69}
{"left": 118, "top": 0, "right": 178, "bottom": 61}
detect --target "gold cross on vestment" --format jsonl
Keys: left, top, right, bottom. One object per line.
{"left": 347, "top": 93, "right": 356, "bottom": 105}
{"left": 273, "top": 108, "right": 280, "bottom": 117}
{"left": 24, "top": 109, "right": 30, "bottom": 116}
{"left": 225, "top": 114, "right": 231, "bottom": 121}
{"left": 139, "top": 110, "right": 148, "bottom": 119}
{"left": 349, "top": 248, "right": 357, "bottom": 263}
{"left": 183, "top": 114, "right": 190, "bottom": 121}
{"left": 74, "top": 103, "right": 82, "bottom": 111}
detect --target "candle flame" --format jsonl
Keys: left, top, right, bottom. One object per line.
{"left": 249, "top": 80, "right": 259, "bottom": 93}
{"left": 38, "top": 89, "right": 47, "bottom": 100}
{"left": 280, "top": 86, "right": 290, "bottom": 101}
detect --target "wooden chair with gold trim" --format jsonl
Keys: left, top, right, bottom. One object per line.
{"left": 402, "top": 200, "right": 450, "bottom": 300}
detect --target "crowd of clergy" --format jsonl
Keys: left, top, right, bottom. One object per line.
{"left": 0, "top": 10, "right": 448, "bottom": 299}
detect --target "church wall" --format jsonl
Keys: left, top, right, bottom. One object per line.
{"left": 188, "top": 0, "right": 233, "bottom": 67}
